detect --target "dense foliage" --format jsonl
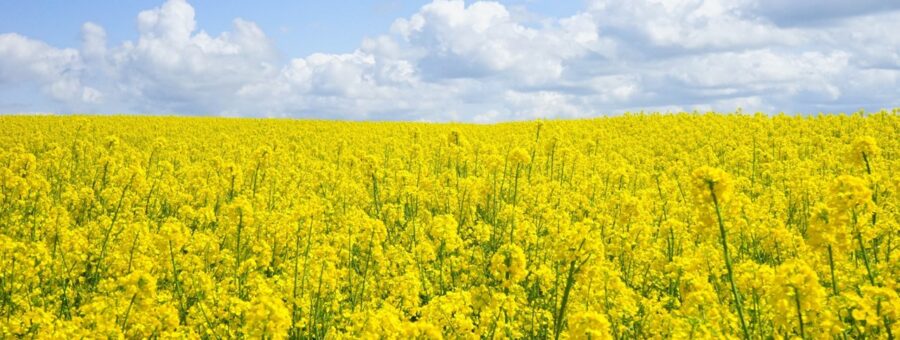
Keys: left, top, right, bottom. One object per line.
{"left": 0, "top": 112, "right": 898, "bottom": 338}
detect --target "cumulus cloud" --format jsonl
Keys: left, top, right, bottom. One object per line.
{"left": 112, "top": 0, "right": 279, "bottom": 114}
{"left": 587, "top": 0, "right": 800, "bottom": 51}
{"left": 391, "top": 1, "right": 598, "bottom": 84}
{"left": 1, "top": 0, "right": 899, "bottom": 120}
{"left": 0, "top": 33, "right": 93, "bottom": 104}
{"left": 749, "top": 0, "right": 900, "bottom": 26}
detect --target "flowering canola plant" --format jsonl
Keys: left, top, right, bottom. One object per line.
{"left": 0, "top": 111, "right": 898, "bottom": 339}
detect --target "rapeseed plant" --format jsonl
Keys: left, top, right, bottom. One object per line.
{"left": 0, "top": 111, "right": 897, "bottom": 338}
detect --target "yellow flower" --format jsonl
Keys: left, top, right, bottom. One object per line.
{"left": 691, "top": 166, "right": 734, "bottom": 204}
{"left": 567, "top": 310, "right": 611, "bottom": 339}
{"left": 849, "top": 136, "right": 880, "bottom": 168}
{"left": 0, "top": 113, "right": 898, "bottom": 338}
{"left": 490, "top": 244, "right": 527, "bottom": 288}
{"left": 509, "top": 147, "right": 530, "bottom": 166}
{"left": 828, "top": 175, "right": 873, "bottom": 212}
{"left": 244, "top": 294, "right": 291, "bottom": 338}
{"left": 770, "top": 259, "right": 828, "bottom": 337}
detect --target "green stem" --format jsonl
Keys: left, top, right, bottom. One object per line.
{"left": 862, "top": 152, "right": 872, "bottom": 175}
{"left": 710, "top": 183, "right": 750, "bottom": 340}
{"left": 793, "top": 287, "right": 805, "bottom": 338}
{"left": 553, "top": 260, "right": 578, "bottom": 340}
{"left": 853, "top": 222, "right": 876, "bottom": 286}
{"left": 827, "top": 245, "right": 838, "bottom": 295}
{"left": 169, "top": 240, "right": 186, "bottom": 323}
{"left": 120, "top": 293, "right": 138, "bottom": 333}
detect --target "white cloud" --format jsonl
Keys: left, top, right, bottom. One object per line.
{"left": 0, "top": 32, "right": 106, "bottom": 111}
{"left": 665, "top": 50, "right": 848, "bottom": 89}
{"left": 1, "top": 0, "right": 899, "bottom": 120}
{"left": 749, "top": 0, "right": 900, "bottom": 25}
{"left": 587, "top": 0, "right": 806, "bottom": 51}
{"left": 81, "top": 22, "right": 107, "bottom": 61}
{"left": 391, "top": 0, "right": 598, "bottom": 84}
{"left": 503, "top": 90, "right": 588, "bottom": 119}
{"left": 108, "top": 0, "right": 279, "bottom": 114}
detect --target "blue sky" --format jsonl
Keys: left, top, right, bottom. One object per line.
{"left": 1, "top": 0, "right": 899, "bottom": 121}
{"left": 6, "top": 2, "right": 444, "bottom": 57}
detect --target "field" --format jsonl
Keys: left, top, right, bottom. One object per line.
{"left": 0, "top": 112, "right": 898, "bottom": 339}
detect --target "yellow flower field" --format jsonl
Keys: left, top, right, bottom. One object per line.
{"left": 0, "top": 112, "right": 898, "bottom": 339}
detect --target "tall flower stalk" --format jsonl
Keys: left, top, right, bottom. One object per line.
{"left": 694, "top": 166, "right": 750, "bottom": 339}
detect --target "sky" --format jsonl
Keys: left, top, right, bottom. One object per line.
{"left": 1, "top": 0, "right": 899, "bottom": 121}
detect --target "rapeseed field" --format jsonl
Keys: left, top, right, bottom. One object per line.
{"left": 0, "top": 112, "right": 898, "bottom": 339}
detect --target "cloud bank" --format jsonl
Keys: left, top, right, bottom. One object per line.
{"left": 1, "top": 0, "right": 899, "bottom": 121}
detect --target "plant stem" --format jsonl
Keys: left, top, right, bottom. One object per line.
{"left": 828, "top": 245, "right": 838, "bottom": 295}
{"left": 793, "top": 287, "right": 805, "bottom": 339}
{"left": 710, "top": 183, "right": 750, "bottom": 340}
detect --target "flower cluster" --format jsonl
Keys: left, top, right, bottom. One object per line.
{"left": 0, "top": 111, "right": 898, "bottom": 338}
